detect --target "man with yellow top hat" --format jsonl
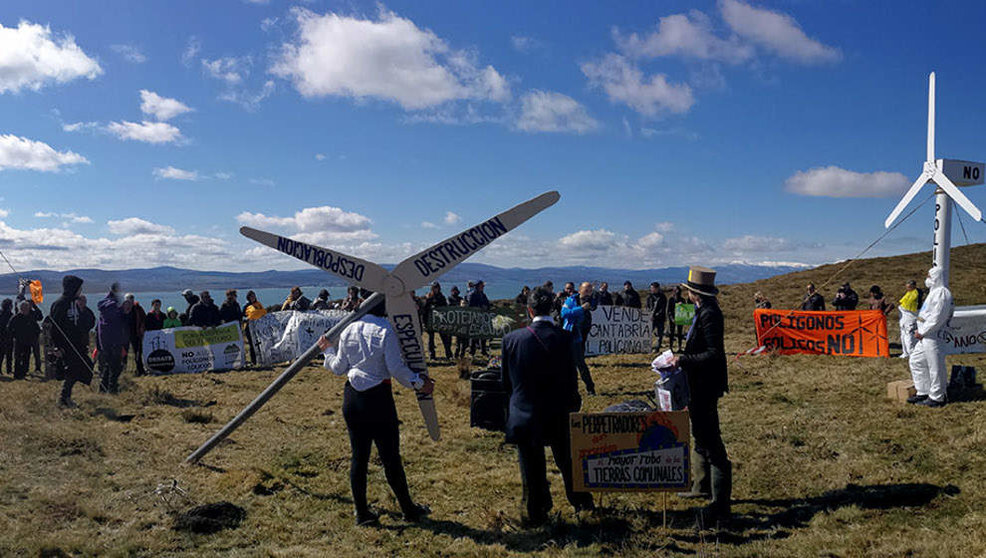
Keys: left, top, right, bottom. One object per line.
{"left": 671, "top": 266, "right": 731, "bottom": 526}
{"left": 897, "top": 279, "right": 922, "bottom": 358}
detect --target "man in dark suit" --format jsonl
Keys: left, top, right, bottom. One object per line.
{"left": 671, "top": 266, "right": 732, "bottom": 525}
{"left": 502, "top": 287, "right": 594, "bottom": 526}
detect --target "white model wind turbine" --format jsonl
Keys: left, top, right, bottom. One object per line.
{"left": 187, "top": 191, "right": 559, "bottom": 463}
{"left": 884, "top": 72, "right": 985, "bottom": 286}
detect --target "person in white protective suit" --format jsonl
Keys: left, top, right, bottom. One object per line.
{"left": 907, "top": 267, "right": 954, "bottom": 407}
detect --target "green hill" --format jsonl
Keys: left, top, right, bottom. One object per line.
{"left": 1, "top": 245, "right": 985, "bottom": 556}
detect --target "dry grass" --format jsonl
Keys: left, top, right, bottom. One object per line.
{"left": 3, "top": 244, "right": 986, "bottom": 556}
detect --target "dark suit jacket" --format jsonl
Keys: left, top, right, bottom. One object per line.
{"left": 501, "top": 320, "right": 581, "bottom": 445}
{"left": 678, "top": 298, "right": 728, "bottom": 401}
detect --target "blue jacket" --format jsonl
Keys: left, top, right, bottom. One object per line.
{"left": 560, "top": 294, "right": 585, "bottom": 343}
{"left": 97, "top": 292, "right": 127, "bottom": 349}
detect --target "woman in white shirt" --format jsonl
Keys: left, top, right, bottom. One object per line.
{"left": 318, "top": 298, "right": 435, "bottom": 527}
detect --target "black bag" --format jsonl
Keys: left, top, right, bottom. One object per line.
{"left": 470, "top": 368, "right": 508, "bottom": 432}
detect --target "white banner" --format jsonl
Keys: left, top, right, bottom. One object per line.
{"left": 586, "top": 305, "right": 652, "bottom": 356}
{"left": 247, "top": 310, "right": 350, "bottom": 366}
{"left": 143, "top": 321, "right": 245, "bottom": 374}
{"left": 940, "top": 306, "right": 986, "bottom": 354}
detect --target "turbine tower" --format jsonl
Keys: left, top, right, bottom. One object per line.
{"left": 884, "top": 72, "right": 984, "bottom": 287}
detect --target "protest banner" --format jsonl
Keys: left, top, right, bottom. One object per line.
{"left": 940, "top": 306, "right": 986, "bottom": 354}
{"left": 585, "top": 305, "right": 652, "bottom": 356}
{"left": 247, "top": 310, "right": 350, "bottom": 366}
{"left": 143, "top": 321, "right": 244, "bottom": 374}
{"left": 570, "top": 411, "right": 690, "bottom": 492}
{"left": 754, "top": 309, "right": 889, "bottom": 357}
{"left": 426, "top": 306, "right": 513, "bottom": 339}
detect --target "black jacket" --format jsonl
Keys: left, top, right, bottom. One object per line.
{"left": 0, "top": 308, "right": 11, "bottom": 341}
{"left": 501, "top": 320, "right": 580, "bottom": 445}
{"left": 9, "top": 313, "right": 40, "bottom": 345}
{"left": 622, "top": 288, "right": 642, "bottom": 309}
{"left": 189, "top": 301, "right": 222, "bottom": 327}
{"left": 832, "top": 288, "right": 859, "bottom": 311}
{"left": 801, "top": 293, "right": 825, "bottom": 311}
{"left": 678, "top": 298, "right": 728, "bottom": 401}
{"left": 596, "top": 291, "right": 614, "bottom": 306}
{"left": 49, "top": 275, "right": 95, "bottom": 383}
{"left": 181, "top": 293, "right": 200, "bottom": 325}
{"left": 219, "top": 300, "right": 242, "bottom": 323}
{"left": 145, "top": 309, "right": 166, "bottom": 331}
{"left": 646, "top": 291, "right": 668, "bottom": 324}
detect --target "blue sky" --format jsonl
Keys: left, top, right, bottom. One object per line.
{"left": 1, "top": 0, "right": 985, "bottom": 273}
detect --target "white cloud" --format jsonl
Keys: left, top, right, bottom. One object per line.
{"left": 515, "top": 90, "right": 599, "bottom": 134}
{"left": 510, "top": 35, "right": 540, "bottom": 53}
{"left": 615, "top": 11, "right": 752, "bottom": 63}
{"left": 181, "top": 36, "right": 200, "bottom": 67}
{"left": 421, "top": 221, "right": 439, "bottom": 229}
{"left": 218, "top": 79, "right": 275, "bottom": 111}
{"left": 784, "top": 166, "right": 909, "bottom": 198}
{"left": 34, "top": 211, "right": 92, "bottom": 225}
{"left": 0, "top": 219, "right": 230, "bottom": 270}
{"left": 62, "top": 121, "right": 99, "bottom": 132}
{"left": 559, "top": 229, "right": 620, "bottom": 251}
{"left": 153, "top": 166, "right": 199, "bottom": 180}
{"left": 107, "top": 217, "right": 175, "bottom": 236}
{"left": 271, "top": 7, "right": 510, "bottom": 110}
{"left": 720, "top": 0, "right": 840, "bottom": 64}
{"left": 444, "top": 211, "right": 460, "bottom": 225}
{"left": 722, "top": 235, "right": 795, "bottom": 253}
{"left": 214, "top": 172, "right": 233, "bottom": 180}
{"left": 640, "top": 127, "right": 699, "bottom": 141}
{"left": 636, "top": 231, "right": 664, "bottom": 249}
{"left": 581, "top": 54, "right": 694, "bottom": 116}
{"left": 237, "top": 206, "right": 373, "bottom": 233}
{"left": 314, "top": 153, "right": 326, "bottom": 161}
{"left": 105, "top": 120, "right": 182, "bottom": 144}
{"left": 261, "top": 17, "right": 279, "bottom": 32}
{"left": 0, "top": 20, "right": 102, "bottom": 94}
{"left": 110, "top": 44, "right": 147, "bottom": 63}
{"left": 0, "top": 134, "right": 89, "bottom": 172}
{"left": 139, "top": 90, "right": 192, "bottom": 121}
{"left": 249, "top": 177, "right": 276, "bottom": 187}
{"left": 0, "top": 209, "right": 8, "bottom": 218}
{"left": 202, "top": 56, "right": 249, "bottom": 84}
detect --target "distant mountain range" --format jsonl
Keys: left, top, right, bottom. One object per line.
{"left": 0, "top": 262, "right": 808, "bottom": 295}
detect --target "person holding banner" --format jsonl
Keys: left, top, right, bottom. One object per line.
{"left": 908, "top": 268, "right": 954, "bottom": 408}
{"left": 317, "top": 298, "right": 435, "bottom": 527}
{"left": 502, "top": 287, "right": 593, "bottom": 526}
{"left": 671, "top": 266, "right": 732, "bottom": 525}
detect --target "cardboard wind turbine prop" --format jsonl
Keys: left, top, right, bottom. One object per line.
{"left": 186, "top": 191, "right": 559, "bottom": 463}
{"left": 884, "top": 72, "right": 984, "bottom": 286}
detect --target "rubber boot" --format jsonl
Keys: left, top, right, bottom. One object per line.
{"left": 677, "top": 451, "right": 710, "bottom": 499}
{"left": 708, "top": 460, "right": 732, "bottom": 520}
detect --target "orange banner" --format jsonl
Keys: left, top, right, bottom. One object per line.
{"left": 754, "top": 309, "right": 889, "bottom": 358}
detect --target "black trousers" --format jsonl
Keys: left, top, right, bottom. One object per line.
{"left": 689, "top": 396, "right": 730, "bottom": 469}
{"left": 516, "top": 431, "right": 593, "bottom": 522}
{"left": 668, "top": 323, "right": 684, "bottom": 348}
{"left": 13, "top": 341, "right": 32, "bottom": 379}
{"left": 99, "top": 346, "right": 124, "bottom": 393}
{"left": 31, "top": 338, "right": 42, "bottom": 371}
{"left": 127, "top": 335, "right": 145, "bottom": 375}
{"left": 342, "top": 381, "right": 415, "bottom": 515}
{"left": 653, "top": 320, "right": 665, "bottom": 351}
{"left": 428, "top": 331, "right": 452, "bottom": 359}
{"left": 0, "top": 339, "right": 12, "bottom": 374}
{"left": 572, "top": 340, "right": 595, "bottom": 394}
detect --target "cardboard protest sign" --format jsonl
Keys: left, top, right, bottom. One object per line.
{"left": 939, "top": 307, "right": 986, "bottom": 354}
{"left": 426, "top": 306, "right": 513, "bottom": 339}
{"left": 247, "top": 310, "right": 350, "bottom": 366}
{"left": 585, "top": 305, "right": 652, "bottom": 356}
{"left": 754, "top": 309, "right": 889, "bottom": 357}
{"left": 143, "top": 321, "right": 244, "bottom": 374}
{"left": 570, "top": 411, "right": 690, "bottom": 492}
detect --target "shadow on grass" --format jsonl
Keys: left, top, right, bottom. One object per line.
{"left": 368, "top": 483, "right": 958, "bottom": 552}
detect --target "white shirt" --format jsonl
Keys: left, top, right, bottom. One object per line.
{"left": 322, "top": 315, "right": 424, "bottom": 392}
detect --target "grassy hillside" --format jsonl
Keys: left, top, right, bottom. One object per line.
{"left": 2, "top": 245, "right": 986, "bottom": 557}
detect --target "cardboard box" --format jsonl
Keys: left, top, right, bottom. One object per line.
{"left": 886, "top": 379, "right": 916, "bottom": 402}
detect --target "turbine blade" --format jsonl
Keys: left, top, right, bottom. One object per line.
{"left": 386, "top": 292, "right": 440, "bottom": 440}
{"left": 927, "top": 72, "right": 935, "bottom": 163}
{"left": 240, "top": 226, "right": 389, "bottom": 292}
{"left": 933, "top": 170, "right": 984, "bottom": 222}
{"left": 391, "top": 191, "right": 561, "bottom": 291}
{"left": 885, "top": 172, "right": 932, "bottom": 228}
